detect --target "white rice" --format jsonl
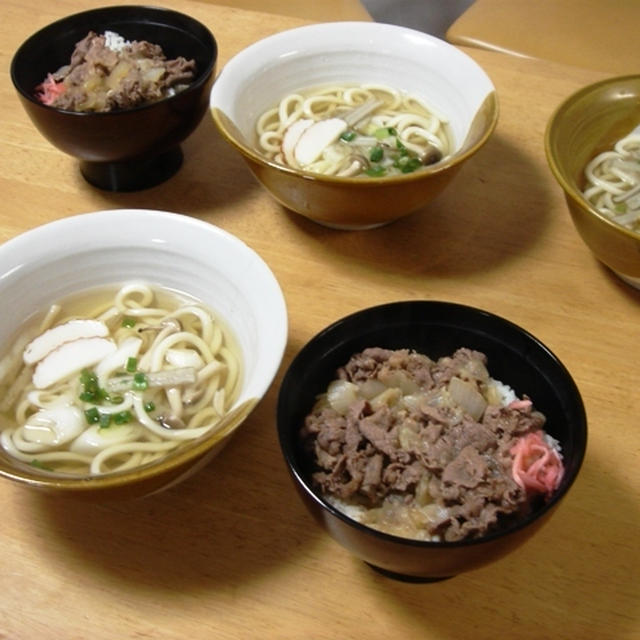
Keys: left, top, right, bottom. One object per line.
{"left": 490, "top": 378, "right": 518, "bottom": 406}
{"left": 103, "top": 30, "right": 129, "bottom": 52}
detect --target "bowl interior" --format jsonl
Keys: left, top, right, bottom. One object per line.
{"left": 211, "top": 22, "right": 497, "bottom": 168}
{"left": 11, "top": 5, "right": 216, "bottom": 109}
{"left": 278, "top": 301, "right": 587, "bottom": 544}
{"left": 0, "top": 210, "right": 286, "bottom": 408}
{"left": 545, "top": 75, "right": 640, "bottom": 230}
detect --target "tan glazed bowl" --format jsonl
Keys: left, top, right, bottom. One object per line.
{"left": 210, "top": 22, "right": 498, "bottom": 230}
{"left": 0, "top": 210, "right": 287, "bottom": 500}
{"left": 545, "top": 75, "right": 640, "bottom": 288}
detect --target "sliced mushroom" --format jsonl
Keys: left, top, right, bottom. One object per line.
{"left": 156, "top": 415, "right": 187, "bottom": 430}
{"left": 136, "top": 318, "right": 182, "bottom": 334}
{"left": 422, "top": 145, "right": 443, "bottom": 166}
{"left": 105, "top": 367, "right": 197, "bottom": 393}
{"left": 137, "top": 318, "right": 182, "bottom": 370}
{"left": 337, "top": 155, "right": 368, "bottom": 177}
{"left": 24, "top": 319, "right": 109, "bottom": 365}
{"left": 341, "top": 98, "right": 383, "bottom": 127}
{"left": 33, "top": 336, "right": 117, "bottom": 389}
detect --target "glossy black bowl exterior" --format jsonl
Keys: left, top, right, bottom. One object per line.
{"left": 10, "top": 5, "right": 217, "bottom": 191}
{"left": 277, "top": 301, "right": 587, "bottom": 581}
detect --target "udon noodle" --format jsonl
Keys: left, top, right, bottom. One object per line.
{"left": 582, "top": 125, "right": 640, "bottom": 232}
{"left": 0, "top": 283, "right": 241, "bottom": 476}
{"left": 255, "top": 83, "right": 453, "bottom": 178}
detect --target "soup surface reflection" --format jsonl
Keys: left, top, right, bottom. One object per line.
{"left": 0, "top": 282, "right": 241, "bottom": 476}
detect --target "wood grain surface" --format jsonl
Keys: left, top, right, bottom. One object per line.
{"left": 0, "top": 1, "right": 638, "bottom": 639}
{"left": 446, "top": 0, "right": 639, "bottom": 75}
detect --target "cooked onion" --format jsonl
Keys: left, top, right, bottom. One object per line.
{"left": 448, "top": 376, "right": 487, "bottom": 421}
{"left": 326, "top": 379, "right": 360, "bottom": 415}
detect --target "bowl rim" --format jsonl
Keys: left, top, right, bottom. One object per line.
{"left": 0, "top": 208, "right": 288, "bottom": 493}
{"left": 210, "top": 21, "right": 499, "bottom": 186}
{"left": 544, "top": 73, "right": 640, "bottom": 241}
{"left": 10, "top": 4, "right": 218, "bottom": 116}
{"left": 277, "top": 299, "right": 588, "bottom": 549}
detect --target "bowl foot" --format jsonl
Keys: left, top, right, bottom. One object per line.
{"left": 615, "top": 271, "right": 640, "bottom": 290}
{"left": 309, "top": 218, "right": 392, "bottom": 231}
{"left": 80, "top": 146, "right": 183, "bottom": 192}
{"left": 366, "top": 563, "right": 453, "bottom": 583}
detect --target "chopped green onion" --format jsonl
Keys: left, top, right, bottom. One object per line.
{"left": 126, "top": 357, "right": 138, "bottom": 373}
{"left": 615, "top": 203, "right": 627, "bottom": 214}
{"left": 79, "top": 369, "right": 114, "bottom": 405}
{"left": 144, "top": 401, "right": 156, "bottom": 413}
{"left": 99, "top": 413, "right": 112, "bottom": 429}
{"left": 365, "top": 165, "right": 386, "bottom": 177}
{"left": 109, "top": 395, "right": 124, "bottom": 405}
{"left": 30, "top": 459, "right": 54, "bottom": 471}
{"left": 80, "top": 369, "right": 99, "bottom": 392}
{"left": 133, "top": 372, "right": 148, "bottom": 391}
{"left": 340, "top": 130, "right": 357, "bottom": 142}
{"left": 97, "top": 388, "right": 110, "bottom": 401}
{"left": 122, "top": 317, "right": 136, "bottom": 328}
{"left": 369, "top": 146, "right": 384, "bottom": 163}
{"left": 114, "top": 410, "right": 132, "bottom": 425}
{"left": 400, "top": 158, "right": 422, "bottom": 174}
{"left": 374, "top": 127, "right": 396, "bottom": 140}
{"left": 84, "top": 407, "right": 100, "bottom": 424}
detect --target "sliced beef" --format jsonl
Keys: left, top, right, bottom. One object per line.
{"left": 37, "top": 31, "right": 196, "bottom": 112}
{"left": 301, "top": 347, "right": 549, "bottom": 542}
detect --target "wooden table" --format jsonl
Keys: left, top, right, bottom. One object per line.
{"left": 446, "top": 0, "right": 640, "bottom": 76}
{"left": 207, "top": 0, "right": 371, "bottom": 22}
{"left": 1, "top": 1, "right": 638, "bottom": 639}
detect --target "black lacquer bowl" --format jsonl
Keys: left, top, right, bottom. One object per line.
{"left": 276, "top": 301, "right": 587, "bottom": 581}
{"left": 10, "top": 5, "right": 217, "bottom": 191}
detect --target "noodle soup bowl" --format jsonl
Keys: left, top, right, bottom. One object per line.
{"left": 277, "top": 301, "right": 587, "bottom": 581}
{"left": 10, "top": 6, "right": 217, "bottom": 192}
{"left": 545, "top": 75, "right": 640, "bottom": 288}
{"left": 210, "top": 22, "right": 498, "bottom": 230}
{"left": 0, "top": 209, "right": 287, "bottom": 500}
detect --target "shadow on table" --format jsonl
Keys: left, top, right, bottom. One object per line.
{"left": 78, "top": 116, "right": 262, "bottom": 220}
{"left": 367, "top": 446, "right": 640, "bottom": 640}
{"left": 285, "top": 132, "right": 555, "bottom": 278}
{"left": 26, "top": 391, "right": 326, "bottom": 588}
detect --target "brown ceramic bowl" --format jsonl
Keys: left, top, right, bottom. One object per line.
{"left": 0, "top": 210, "right": 287, "bottom": 500}
{"left": 210, "top": 22, "right": 498, "bottom": 230}
{"left": 10, "top": 6, "right": 217, "bottom": 191}
{"left": 545, "top": 75, "right": 640, "bottom": 288}
{"left": 277, "top": 301, "right": 587, "bottom": 581}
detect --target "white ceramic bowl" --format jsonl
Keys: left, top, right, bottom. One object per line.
{"left": 210, "top": 22, "right": 498, "bottom": 229}
{"left": 0, "top": 209, "right": 287, "bottom": 498}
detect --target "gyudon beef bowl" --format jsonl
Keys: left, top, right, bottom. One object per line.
{"left": 276, "top": 302, "right": 587, "bottom": 581}
{"left": 0, "top": 209, "right": 287, "bottom": 500}
{"left": 210, "top": 22, "right": 498, "bottom": 229}
{"left": 10, "top": 6, "right": 217, "bottom": 191}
